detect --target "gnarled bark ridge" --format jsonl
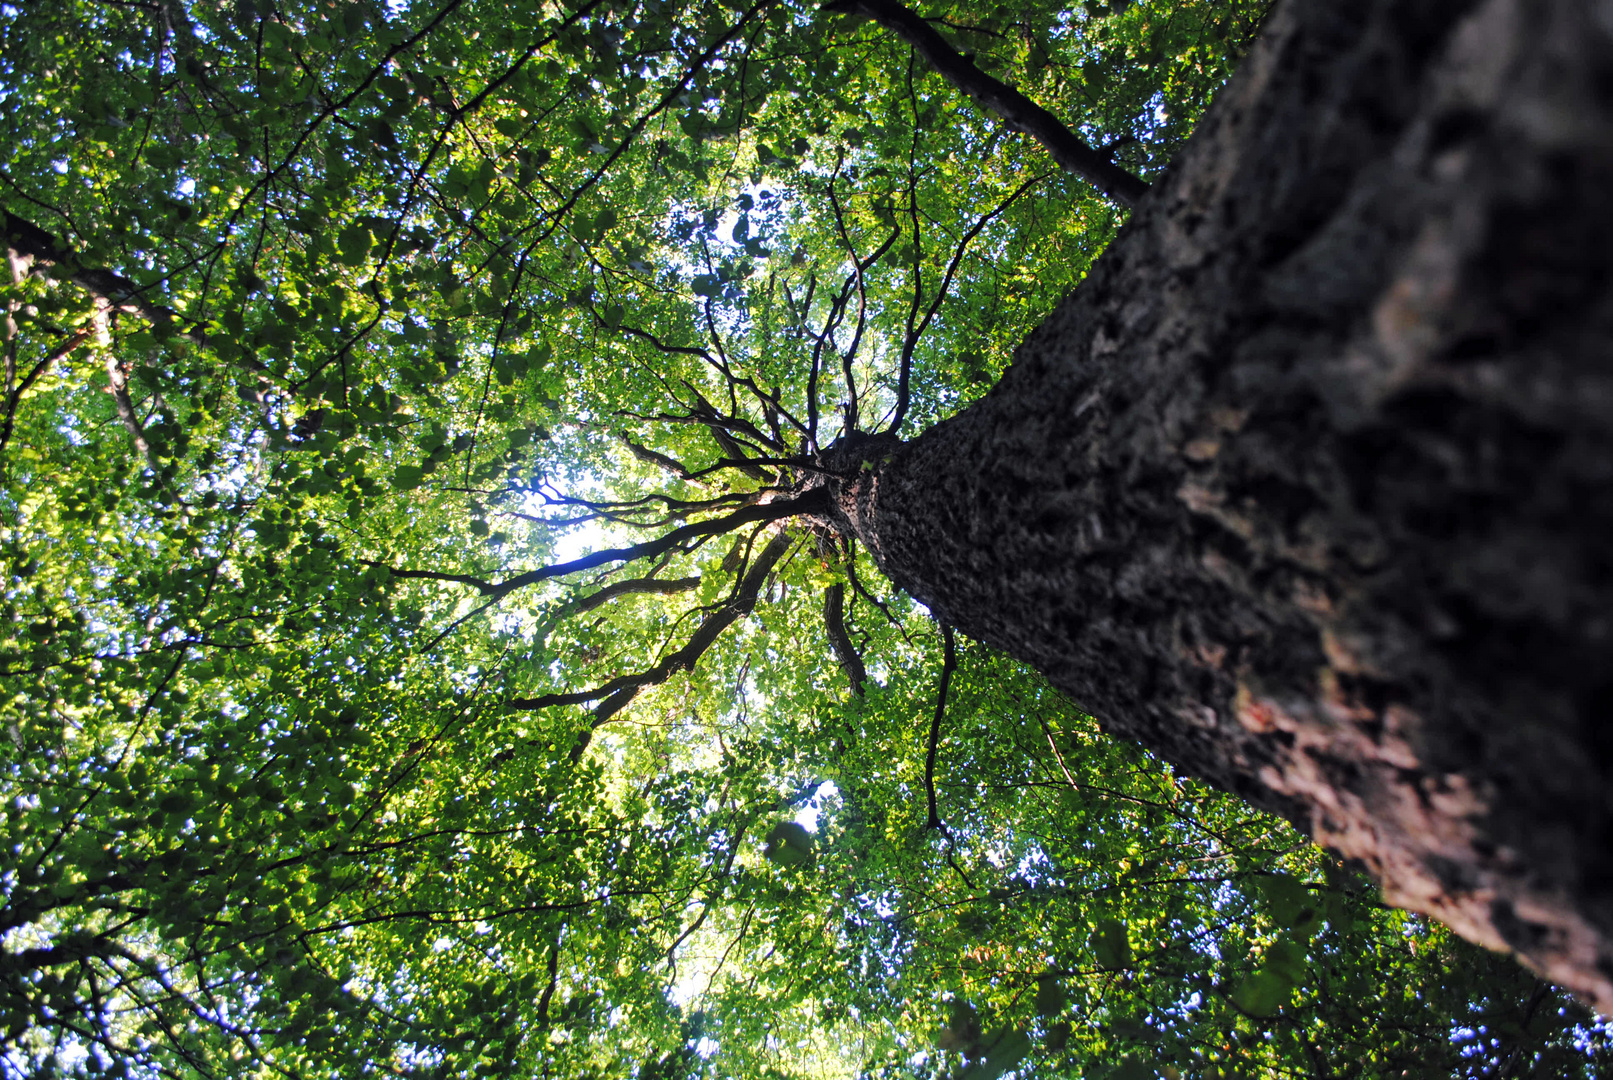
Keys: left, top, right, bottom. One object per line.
{"left": 828, "top": 0, "right": 1613, "bottom": 1009}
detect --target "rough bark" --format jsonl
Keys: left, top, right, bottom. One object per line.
{"left": 826, "top": 0, "right": 1613, "bottom": 1010}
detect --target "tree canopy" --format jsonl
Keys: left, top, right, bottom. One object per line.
{"left": 1, "top": 0, "right": 1609, "bottom": 1077}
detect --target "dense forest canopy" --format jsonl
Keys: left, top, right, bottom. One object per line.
{"left": 1, "top": 0, "right": 1608, "bottom": 1076}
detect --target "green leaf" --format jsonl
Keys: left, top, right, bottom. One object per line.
{"left": 1232, "top": 968, "right": 1294, "bottom": 1017}
{"left": 337, "top": 225, "right": 371, "bottom": 267}
{"left": 960, "top": 1028, "right": 1032, "bottom": 1080}
{"left": 763, "top": 820, "right": 812, "bottom": 866}
{"left": 1259, "top": 872, "right": 1318, "bottom": 931}
{"left": 1035, "top": 973, "right": 1067, "bottom": 1016}
{"left": 1091, "top": 918, "right": 1131, "bottom": 969}
{"left": 391, "top": 465, "right": 425, "bottom": 490}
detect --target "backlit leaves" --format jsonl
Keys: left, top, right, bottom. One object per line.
{"left": 1, "top": 0, "right": 1608, "bottom": 1077}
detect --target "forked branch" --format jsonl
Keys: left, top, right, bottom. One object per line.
{"left": 376, "top": 489, "right": 826, "bottom": 600}
{"left": 886, "top": 169, "right": 1050, "bottom": 433}
{"left": 2, "top": 263, "right": 96, "bottom": 453}
{"left": 5, "top": 213, "right": 192, "bottom": 336}
{"left": 506, "top": 531, "right": 796, "bottom": 762}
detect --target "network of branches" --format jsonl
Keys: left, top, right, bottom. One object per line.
{"left": 0, "top": 0, "right": 1606, "bottom": 1078}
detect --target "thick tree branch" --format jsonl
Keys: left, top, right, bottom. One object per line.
{"left": 3, "top": 249, "right": 99, "bottom": 453}
{"left": 103, "top": 351, "right": 155, "bottom": 463}
{"left": 0, "top": 931, "right": 115, "bottom": 976}
{"left": 823, "top": 0, "right": 1150, "bottom": 207}
{"left": 620, "top": 432, "right": 697, "bottom": 480}
{"left": 4, "top": 212, "right": 191, "bottom": 335}
{"left": 535, "top": 937, "right": 561, "bottom": 1028}
{"left": 822, "top": 583, "right": 867, "bottom": 695}
{"left": 689, "top": 390, "right": 772, "bottom": 478}
{"left": 2, "top": 211, "right": 289, "bottom": 427}
{"left": 616, "top": 435, "right": 693, "bottom": 483}
{"left": 571, "top": 575, "right": 702, "bottom": 616}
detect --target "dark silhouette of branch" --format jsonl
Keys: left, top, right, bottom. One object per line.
{"left": 2, "top": 322, "right": 92, "bottom": 454}
{"left": 572, "top": 575, "right": 702, "bottom": 616}
{"left": 512, "top": 0, "right": 778, "bottom": 250}
{"left": 3, "top": 211, "right": 285, "bottom": 427}
{"left": 689, "top": 390, "right": 773, "bottom": 478}
{"left": 664, "top": 816, "right": 752, "bottom": 966}
{"left": 612, "top": 407, "right": 769, "bottom": 443}
{"left": 527, "top": 478, "right": 766, "bottom": 523}
{"left": 924, "top": 622, "right": 958, "bottom": 831}
{"left": 522, "top": 487, "right": 769, "bottom": 531}
{"left": 361, "top": 564, "right": 498, "bottom": 592}
{"left": 408, "top": 569, "right": 694, "bottom": 658}
{"left": 0, "top": 931, "right": 118, "bottom": 976}
{"left": 510, "top": 531, "right": 795, "bottom": 762}
{"left": 676, "top": 454, "right": 827, "bottom": 484}
{"left": 823, "top": 0, "right": 1150, "bottom": 207}
{"left": 845, "top": 550, "right": 915, "bottom": 648}
{"left": 373, "top": 489, "right": 825, "bottom": 600}
{"left": 887, "top": 169, "right": 1051, "bottom": 433}
{"left": 1035, "top": 716, "right": 1235, "bottom": 846}
{"left": 620, "top": 431, "right": 697, "bottom": 479}
{"left": 811, "top": 178, "right": 903, "bottom": 443}
{"left": 4, "top": 212, "right": 192, "bottom": 334}
{"left": 535, "top": 938, "right": 561, "bottom": 1028}
{"left": 606, "top": 314, "right": 807, "bottom": 446}
{"left": 822, "top": 583, "right": 867, "bottom": 695}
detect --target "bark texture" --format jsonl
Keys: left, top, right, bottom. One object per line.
{"left": 828, "top": 0, "right": 1613, "bottom": 1009}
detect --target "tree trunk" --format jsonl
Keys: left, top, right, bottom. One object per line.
{"left": 829, "top": 0, "right": 1613, "bottom": 1010}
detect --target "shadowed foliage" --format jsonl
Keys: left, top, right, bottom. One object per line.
{"left": 2, "top": 0, "right": 1609, "bottom": 1076}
